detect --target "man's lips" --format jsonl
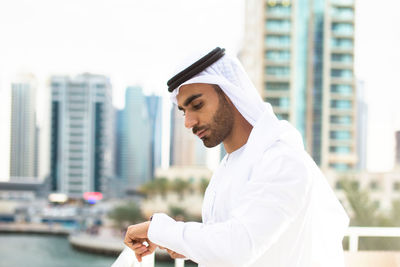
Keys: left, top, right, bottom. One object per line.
{"left": 195, "top": 128, "right": 208, "bottom": 139}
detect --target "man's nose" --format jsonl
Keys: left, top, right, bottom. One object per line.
{"left": 184, "top": 113, "right": 198, "bottom": 129}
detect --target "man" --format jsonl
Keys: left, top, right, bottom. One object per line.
{"left": 123, "top": 48, "right": 349, "bottom": 267}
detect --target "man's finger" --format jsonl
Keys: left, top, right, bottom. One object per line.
{"left": 135, "top": 252, "right": 142, "bottom": 262}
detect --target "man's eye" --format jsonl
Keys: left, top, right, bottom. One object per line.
{"left": 193, "top": 103, "right": 203, "bottom": 110}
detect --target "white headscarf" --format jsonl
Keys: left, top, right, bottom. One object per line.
{"left": 170, "top": 51, "right": 270, "bottom": 126}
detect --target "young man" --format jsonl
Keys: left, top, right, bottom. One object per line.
{"left": 123, "top": 48, "right": 349, "bottom": 267}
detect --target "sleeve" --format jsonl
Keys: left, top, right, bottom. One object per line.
{"left": 148, "top": 147, "right": 311, "bottom": 267}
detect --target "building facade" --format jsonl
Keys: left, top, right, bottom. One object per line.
{"left": 50, "top": 74, "right": 114, "bottom": 199}
{"left": 145, "top": 95, "right": 163, "bottom": 179}
{"left": 9, "top": 74, "right": 38, "bottom": 180}
{"left": 170, "top": 106, "right": 207, "bottom": 167}
{"left": 120, "top": 86, "right": 152, "bottom": 189}
{"left": 242, "top": 0, "right": 357, "bottom": 171}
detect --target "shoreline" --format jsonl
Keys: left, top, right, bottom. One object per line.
{"left": 0, "top": 223, "right": 173, "bottom": 261}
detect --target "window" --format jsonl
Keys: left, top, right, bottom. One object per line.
{"left": 266, "top": 66, "right": 290, "bottom": 76}
{"left": 331, "top": 100, "right": 352, "bottom": 109}
{"left": 266, "top": 97, "right": 290, "bottom": 108}
{"left": 330, "top": 163, "right": 351, "bottom": 171}
{"left": 70, "top": 124, "right": 83, "bottom": 129}
{"left": 393, "top": 182, "right": 400, "bottom": 191}
{"left": 330, "top": 131, "right": 351, "bottom": 140}
{"left": 331, "top": 84, "right": 352, "bottom": 94}
{"left": 265, "top": 50, "right": 291, "bottom": 61}
{"left": 331, "top": 38, "right": 353, "bottom": 49}
{"left": 276, "top": 113, "right": 289, "bottom": 120}
{"left": 266, "top": 19, "right": 291, "bottom": 31}
{"left": 331, "top": 7, "right": 354, "bottom": 19}
{"left": 331, "top": 69, "right": 353, "bottom": 78}
{"left": 370, "top": 180, "right": 380, "bottom": 190}
{"left": 265, "top": 82, "right": 290, "bottom": 91}
{"left": 265, "top": 35, "right": 291, "bottom": 46}
{"left": 266, "top": 3, "right": 291, "bottom": 15}
{"left": 69, "top": 141, "right": 83, "bottom": 145}
{"left": 69, "top": 157, "right": 83, "bottom": 161}
{"left": 332, "top": 23, "right": 354, "bottom": 35}
{"left": 331, "top": 115, "right": 352, "bottom": 124}
{"left": 329, "top": 146, "right": 351, "bottom": 154}
{"left": 331, "top": 53, "right": 353, "bottom": 63}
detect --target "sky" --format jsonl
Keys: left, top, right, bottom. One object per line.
{"left": 0, "top": 0, "right": 399, "bottom": 175}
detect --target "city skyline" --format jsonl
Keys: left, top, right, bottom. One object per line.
{"left": 0, "top": 0, "right": 399, "bottom": 173}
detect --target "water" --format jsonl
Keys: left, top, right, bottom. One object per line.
{"left": 0, "top": 234, "right": 190, "bottom": 267}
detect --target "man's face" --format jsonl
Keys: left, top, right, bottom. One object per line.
{"left": 177, "top": 83, "right": 234, "bottom": 148}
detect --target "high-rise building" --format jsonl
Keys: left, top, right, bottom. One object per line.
{"left": 356, "top": 80, "right": 368, "bottom": 170}
{"left": 170, "top": 106, "right": 207, "bottom": 167}
{"left": 9, "top": 74, "right": 38, "bottom": 180}
{"left": 50, "top": 74, "right": 114, "bottom": 199}
{"left": 395, "top": 131, "right": 400, "bottom": 168}
{"left": 115, "top": 109, "right": 124, "bottom": 179}
{"left": 120, "top": 86, "right": 152, "bottom": 189}
{"left": 242, "top": 0, "right": 357, "bottom": 171}
{"left": 145, "top": 95, "right": 162, "bottom": 178}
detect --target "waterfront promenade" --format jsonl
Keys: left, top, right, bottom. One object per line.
{"left": 0, "top": 222, "right": 71, "bottom": 235}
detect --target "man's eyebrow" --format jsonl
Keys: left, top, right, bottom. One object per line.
{"left": 178, "top": 94, "right": 202, "bottom": 110}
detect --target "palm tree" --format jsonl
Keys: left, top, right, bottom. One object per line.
{"left": 153, "top": 177, "right": 169, "bottom": 199}
{"left": 199, "top": 177, "right": 210, "bottom": 196}
{"left": 171, "top": 178, "right": 191, "bottom": 200}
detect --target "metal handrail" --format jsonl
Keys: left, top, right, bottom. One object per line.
{"left": 345, "top": 226, "right": 400, "bottom": 252}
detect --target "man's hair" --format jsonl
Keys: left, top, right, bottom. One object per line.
{"left": 211, "top": 84, "right": 225, "bottom": 97}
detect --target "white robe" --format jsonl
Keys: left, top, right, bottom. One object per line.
{"left": 148, "top": 107, "right": 349, "bottom": 267}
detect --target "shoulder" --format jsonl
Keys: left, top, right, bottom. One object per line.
{"left": 252, "top": 140, "right": 311, "bottom": 184}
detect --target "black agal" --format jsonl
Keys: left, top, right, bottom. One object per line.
{"left": 167, "top": 47, "right": 225, "bottom": 92}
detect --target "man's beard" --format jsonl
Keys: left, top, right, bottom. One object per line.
{"left": 194, "top": 93, "right": 234, "bottom": 148}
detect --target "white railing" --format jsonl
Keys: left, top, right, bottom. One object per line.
{"left": 112, "top": 247, "right": 187, "bottom": 267}
{"left": 113, "top": 227, "right": 400, "bottom": 267}
{"left": 345, "top": 227, "right": 400, "bottom": 252}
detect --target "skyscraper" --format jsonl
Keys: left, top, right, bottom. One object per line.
{"left": 395, "top": 131, "right": 400, "bottom": 168}
{"left": 50, "top": 74, "right": 114, "bottom": 199}
{"left": 242, "top": 0, "right": 356, "bottom": 171}
{"left": 9, "top": 74, "right": 38, "bottom": 180}
{"left": 145, "top": 95, "right": 162, "bottom": 178}
{"left": 120, "top": 86, "right": 152, "bottom": 189}
{"left": 356, "top": 80, "right": 368, "bottom": 170}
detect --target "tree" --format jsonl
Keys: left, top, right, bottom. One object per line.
{"left": 168, "top": 205, "right": 188, "bottom": 221}
{"left": 153, "top": 177, "right": 170, "bottom": 199}
{"left": 108, "top": 201, "right": 144, "bottom": 230}
{"left": 340, "top": 179, "right": 400, "bottom": 250}
{"left": 171, "top": 178, "right": 191, "bottom": 200}
{"left": 139, "top": 180, "right": 158, "bottom": 198}
{"left": 199, "top": 178, "right": 210, "bottom": 195}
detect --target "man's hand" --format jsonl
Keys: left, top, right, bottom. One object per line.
{"left": 159, "top": 246, "right": 186, "bottom": 259}
{"left": 124, "top": 221, "right": 157, "bottom": 262}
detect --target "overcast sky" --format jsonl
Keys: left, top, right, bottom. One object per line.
{"left": 0, "top": 0, "right": 399, "bottom": 174}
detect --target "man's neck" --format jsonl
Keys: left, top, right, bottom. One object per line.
{"left": 223, "top": 113, "right": 253, "bottom": 153}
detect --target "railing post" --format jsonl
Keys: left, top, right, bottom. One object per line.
{"left": 175, "top": 259, "right": 185, "bottom": 267}
{"left": 349, "top": 233, "right": 359, "bottom": 252}
{"left": 141, "top": 252, "right": 155, "bottom": 267}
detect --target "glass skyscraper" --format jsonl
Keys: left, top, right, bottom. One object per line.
{"left": 145, "top": 95, "right": 162, "bottom": 179}
{"left": 242, "top": 0, "right": 356, "bottom": 171}
{"left": 10, "top": 74, "right": 38, "bottom": 179}
{"left": 50, "top": 74, "right": 114, "bottom": 198}
{"left": 120, "top": 86, "right": 152, "bottom": 189}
